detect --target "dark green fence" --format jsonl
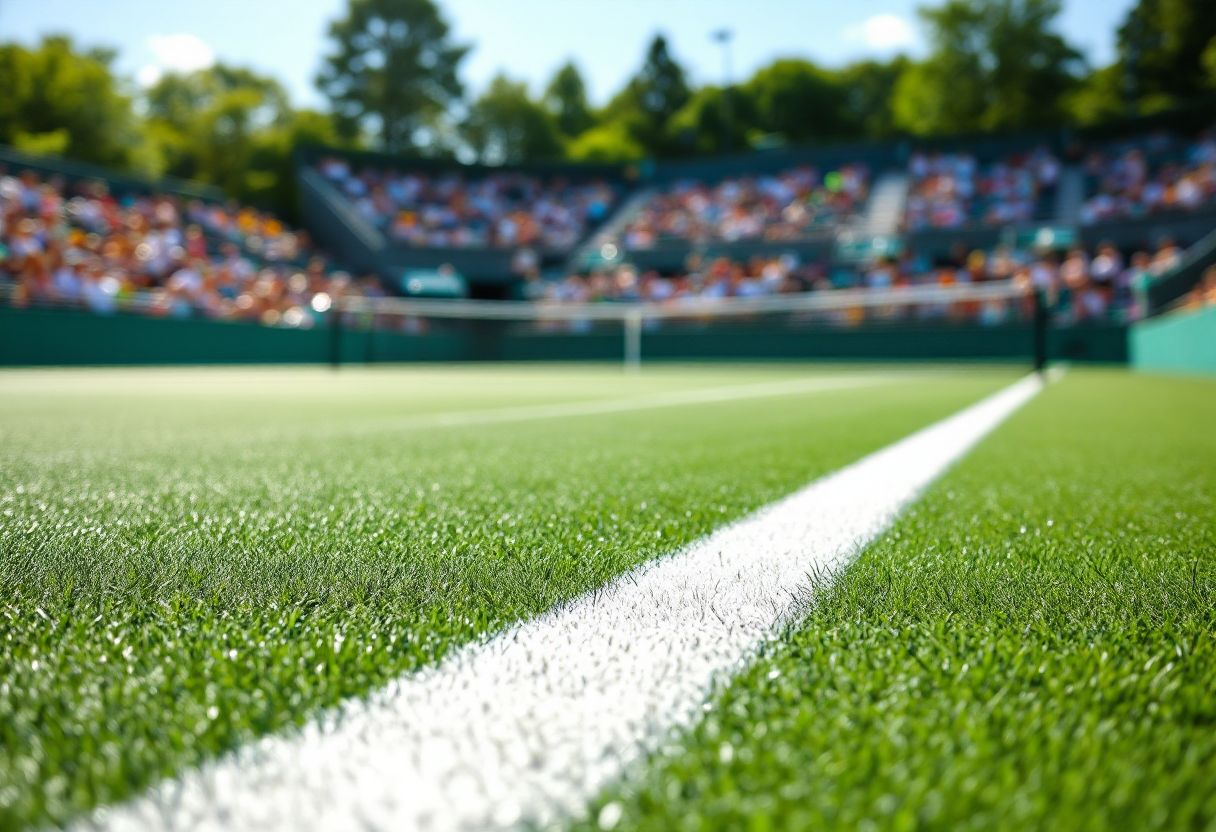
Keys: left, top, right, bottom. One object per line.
{"left": 0, "top": 307, "right": 1127, "bottom": 366}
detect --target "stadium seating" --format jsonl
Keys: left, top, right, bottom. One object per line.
{"left": 1079, "top": 129, "right": 1216, "bottom": 225}
{"left": 315, "top": 156, "right": 622, "bottom": 251}
{"left": 618, "top": 163, "right": 871, "bottom": 249}
{"left": 902, "top": 147, "right": 1060, "bottom": 231}
{"left": 5, "top": 116, "right": 1215, "bottom": 334}
{"left": 0, "top": 164, "right": 380, "bottom": 327}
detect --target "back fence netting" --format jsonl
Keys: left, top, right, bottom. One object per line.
{"left": 333, "top": 282, "right": 1044, "bottom": 369}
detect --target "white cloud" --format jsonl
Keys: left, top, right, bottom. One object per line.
{"left": 137, "top": 33, "right": 215, "bottom": 86}
{"left": 845, "top": 14, "right": 918, "bottom": 52}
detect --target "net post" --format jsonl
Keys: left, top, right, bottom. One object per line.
{"left": 329, "top": 302, "right": 343, "bottom": 370}
{"left": 1033, "top": 288, "right": 1049, "bottom": 374}
{"left": 624, "top": 309, "right": 642, "bottom": 371}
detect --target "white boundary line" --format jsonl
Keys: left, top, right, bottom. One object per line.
{"left": 81, "top": 374, "right": 1048, "bottom": 832}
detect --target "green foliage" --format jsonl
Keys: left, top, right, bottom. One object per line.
{"left": 567, "top": 121, "right": 648, "bottom": 163}
{"left": 0, "top": 37, "right": 141, "bottom": 168}
{"left": 315, "top": 0, "right": 468, "bottom": 154}
{"left": 138, "top": 64, "right": 334, "bottom": 215}
{"left": 666, "top": 86, "right": 755, "bottom": 156}
{"left": 836, "top": 57, "right": 909, "bottom": 140}
{"left": 745, "top": 59, "right": 853, "bottom": 144}
{"left": 463, "top": 74, "right": 566, "bottom": 165}
{"left": 603, "top": 35, "right": 693, "bottom": 157}
{"left": 1118, "top": 0, "right": 1216, "bottom": 105}
{"left": 1066, "top": 64, "right": 1128, "bottom": 125}
{"left": 893, "top": 0, "right": 1084, "bottom": 135}
{"left": 544, "top": 62, "right": 597, "bottom": 139}
{"left": 3, "top": 1, "right": 1216, "bottom": 204}
{"left": 12, "top": 129, "right": 70, "bottom": 157}
{"left": 0, "top": 366, "right": 1014, "bottom": 830}
{"left": 583, "top": 371, "right": 1216, "bottom": 832}
{"left": 145, "top": 65, "right": 292, "bottom": 196}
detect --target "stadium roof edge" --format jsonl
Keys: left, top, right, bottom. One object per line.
{"left": 0, "top": 144, "right": 226, "bottom": 203}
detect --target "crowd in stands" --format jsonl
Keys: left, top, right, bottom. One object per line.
{"left": 529, "top": 234, "right": 1187, "bottom": 326}
{"left": 317, "top": 158, "right": 619, "bottom": 250}
{"left": 0, "top": 168, "right": 381, "bottom": 326}
{"left": 1079, "top": 129, "right": 1216, "bottom": 224}
{"left": 619, "top": 164, "right": 870, "bottom": 248}
{"left": 853, "top": 238, "right": 1183, "bottom": 323}
{"left": 902, "top": 148, "right": 1060, "bottom": 230}
{"left": 533, "top": 253, "right": 818, "bottom": 306}
{"left": 1183, "top": 265, "right": 1216, "bottom": 311}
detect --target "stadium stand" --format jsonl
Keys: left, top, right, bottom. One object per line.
{"left": 0, "top": 163, "right": 379, "bottom": 327}
{"left": 315, "top": 156, "right": 622, "bottom": 251}
{"left": 617, "top": 163, "right": 871, "bottom": 248}
{"left": 4, "top": 112, "right": 1216, "bottom": 367}
{"left": 1079, "top": 128, "right": 1216, "bottom": 225}
{"left": 902, "top": 146, "right": 1060, "bottom": 231}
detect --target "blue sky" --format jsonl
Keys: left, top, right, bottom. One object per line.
{"left": 0, "top": 0, "right": 1136, "bottom": 108}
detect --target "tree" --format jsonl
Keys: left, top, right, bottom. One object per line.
{"left": 602, "top": 35, "right": 692, "bottom": 155}
{"left": 566, "top": 122, "right": 646, "bottom": 163}
{"left": 243, "top": 109, "right": 348, "bottom": 221}
{"left": 0, "top": 37, "right": 141, "bottom": 168}
{"left": 316, "top": 0, "right": 468, "bottom": 154}
{"left": 144, "top": 64, "right": 294, "bottom": 197}
{"left": 745, "top": 59, "right": 854, "bottom": 144}
{"left": 892, "top": 0, "right": 1084, "bottom": 135}
{"left": 1118, "top": 0, "right": 1216, "bottom": 107}
{"left": 836, "top": 58, "right": 910, "bottom": 140}
{"left": 544, "top": 61, "right": 596, "bottom": 139}
{"left": 1065, "top": 64, "right": 1127, "bottom": 125}
{"left": 666, "top": 86, "right": 757, "bottom": 155}
{"left": 463, "top": 75, "right": 565, "bottom": 164}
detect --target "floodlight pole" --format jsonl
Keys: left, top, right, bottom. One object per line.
{"left": 713, "top": 29, "right": 734, "bottom": 154}
{"left": 624, "top": 310, "right": 643, "bottom": 371}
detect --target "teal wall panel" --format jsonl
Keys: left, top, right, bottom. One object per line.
{"left": 1131, "top": 306, "right": 1216, "bottom": 376}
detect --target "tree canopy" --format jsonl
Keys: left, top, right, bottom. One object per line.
{"left": 1118, "top": 0, "right": 1216, "bottom": 107}
{"left": 602, "top": 35, "right": 693, "bottom": 157}
{"left": 3, "top": 0, "right": 1215, "bottom": 220}
{"left": 893, "top": 0, "right": 1085, "bottom": 135}
{"left": 463, "top": 74, "right": 565, "bottom": 165}
{"left": 0, "top": 37, "right": 142, "bottom": 169}
{"left": 544, "top": 62, "right": 597, "bottom": 139}
{"left": 315, "top": 0, "right": 468, "bottom": 153}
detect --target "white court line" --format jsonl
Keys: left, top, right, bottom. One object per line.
{"left": 81, "top": 373, "right": 1048, "bottom": 832}
{"left": 328, "top": 373, "right": 915, "bottom": 437}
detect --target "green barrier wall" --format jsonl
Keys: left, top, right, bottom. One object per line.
{"left": 0, "top": 307, "right": 1128, "bottom": 366}
{"left": 1131, "top": 306, "right": 1216, "bottom": 375}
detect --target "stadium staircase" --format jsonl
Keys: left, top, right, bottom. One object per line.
{"left": 1054, "top": 166, "right": 1086, "bottom": 225}
{"left": 858, "top": 172, "right": 909, "bottom": 239}
{"left": 566, "top": 186, "right": 657, "bottom": 273}
{"left": 297, "top": 167, "right": 387, "bottom": 276}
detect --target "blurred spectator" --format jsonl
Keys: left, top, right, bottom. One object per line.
{"left": 1080, "top": 129, "right": 1216, "bottom": 224}
{"left": 0, "top": 168, "right": 375, "bottom": 327}
{"left": 1183, "top": 265, "right": 1216, "bottom": 310}
{"left": 903, "top": 147, "right": 1058, "bottom": 230}
{"left": 317, "top": 158, "right": 619, "bottom": 250}
{"left": 620, "top": 164, "right": 870, "bottom": 248}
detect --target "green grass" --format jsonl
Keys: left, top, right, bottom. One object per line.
{"left": 580, "top": 370, "right": 1216, "bottom": 832}
{"left": 0, "top": 364, "right": 1017, "bottom": 831}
